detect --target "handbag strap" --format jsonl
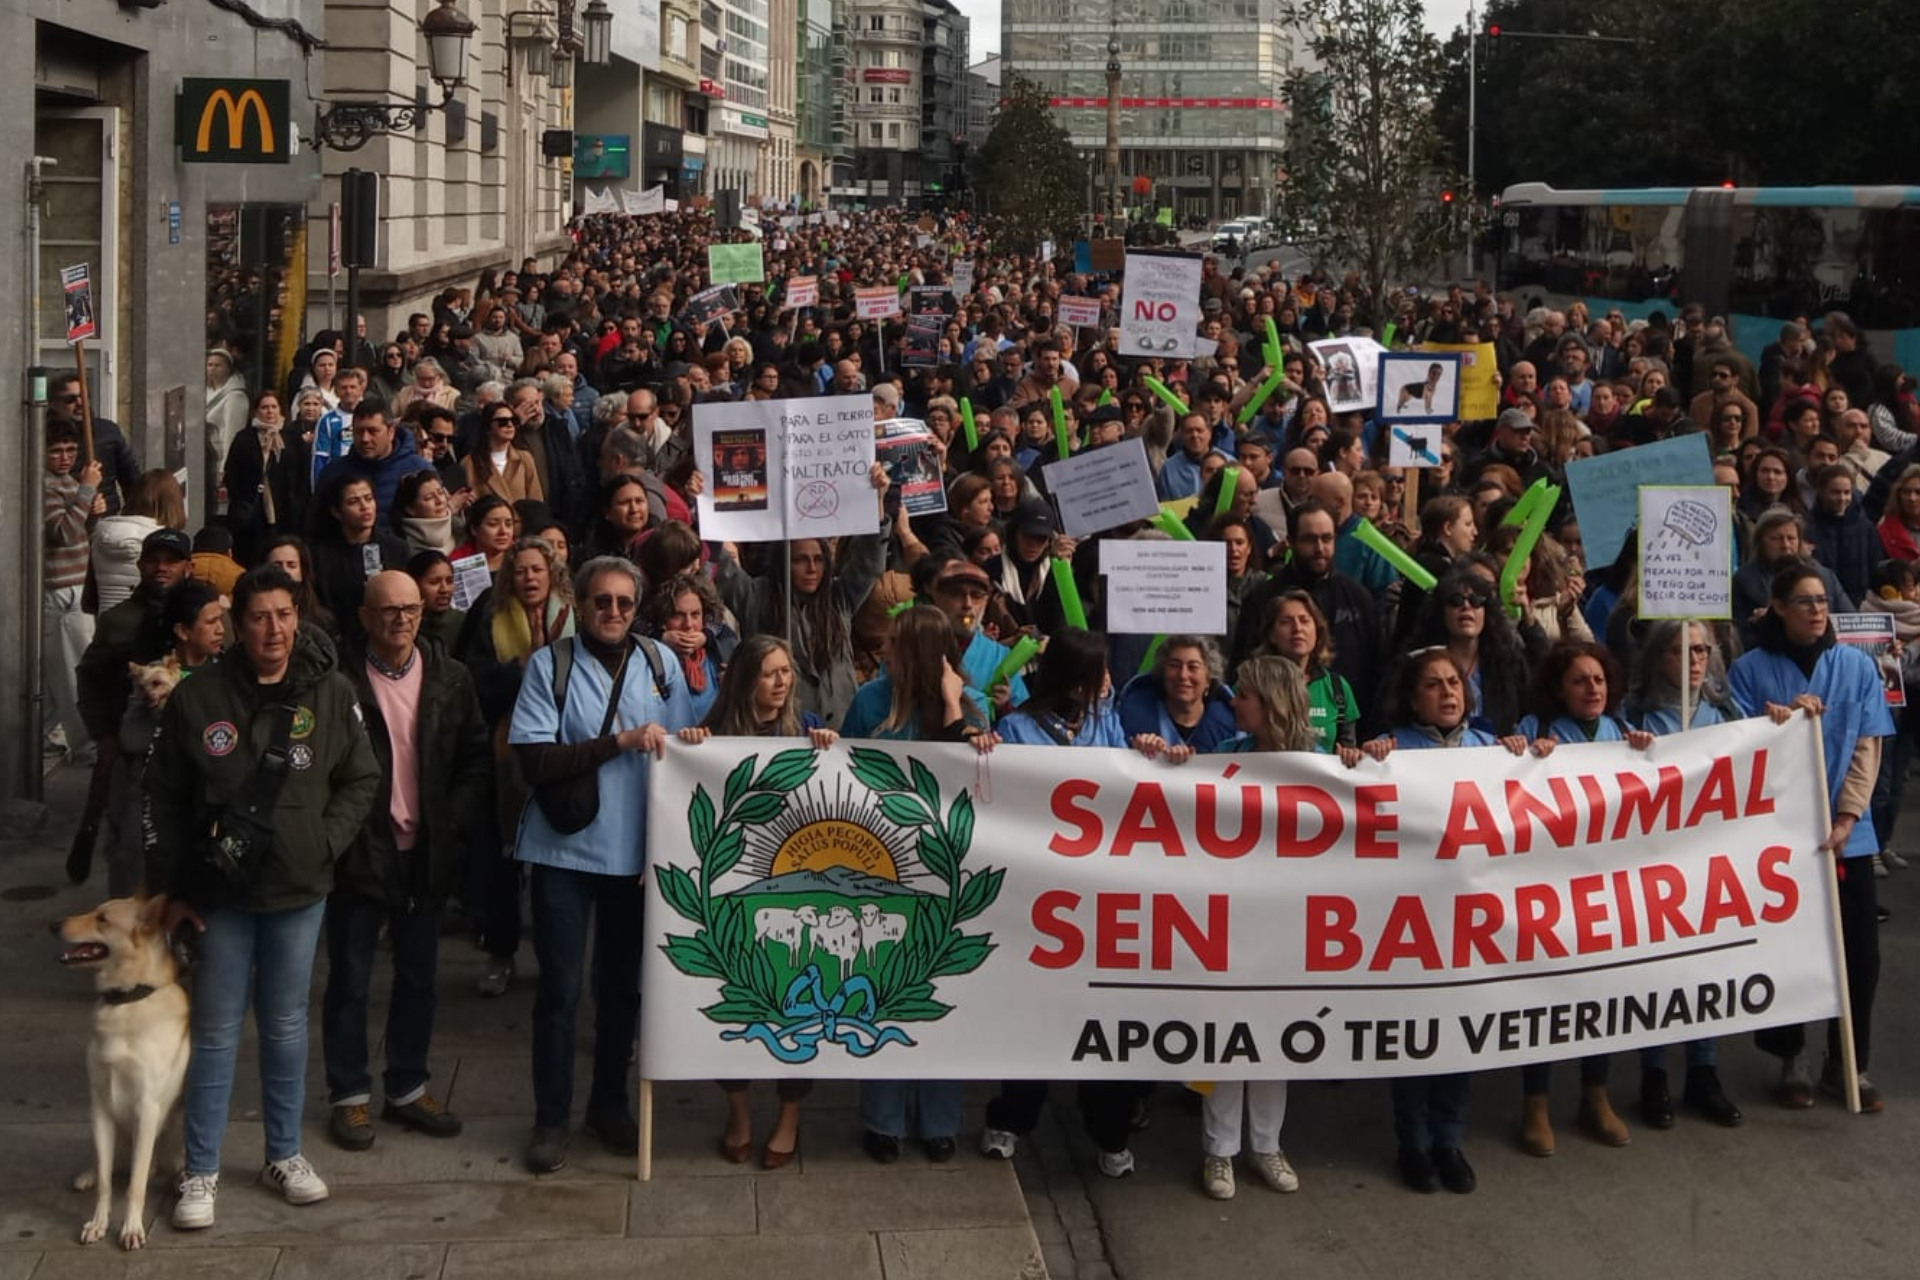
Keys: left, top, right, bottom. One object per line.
{"left": 596, "top": 648, "right": 633, "bottom": 738}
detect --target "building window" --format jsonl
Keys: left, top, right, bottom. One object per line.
{"left": 888, "top": 88, "right": 901, "bottom": 103}
{"left": 869, "top": 88, "right": 882, "bottom": 103}
{"left": 888, "top": 122, "right": 900, "bottom": 143}
{"left": 869, "top": 122, "right": 882, "bottom": 143}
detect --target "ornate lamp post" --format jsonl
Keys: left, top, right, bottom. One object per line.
{"left": 1104, "top": 26, "right": 1121, "bottom": 225}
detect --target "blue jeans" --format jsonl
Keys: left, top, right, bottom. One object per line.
{"left": 185, "top": 900, "right": 327, "bottom": 1174}
{"left": 1639, "top": 1040, "right": 1717, "bottom": 1072}
{"left": 321, "top": 890, "right": 441, "bottom": 1106}
{"left": 1390, "top": 1074, "right": 1470, "bottom": 1151}
{"left": 1870, "top": 720, "right": 1912, "bottom": 853}
{"left": 529, "top": 863, "right": 642, "bottom": 1129}
{"left": 860, "top": 1080, "right": 964, "bottom": 1141}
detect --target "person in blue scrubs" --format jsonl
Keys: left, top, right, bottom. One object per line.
{"left": 1118, "top": 635, "right": 1239, "bottom": 755}
{"left": 1354, "top": 649, "right": 1534, "bottom": 1195}
{"left": 1514, "top": 642, "right": 1655, "bottom": 1157}
{"left": 922, "top": 556, "right": 1028, "bottom": 714}
{"left": 1623, "top": 620, "right": 1746, "bottom": 1130}
{"left": 1729, "top": 561, "right": 1895, "bottom": 1112}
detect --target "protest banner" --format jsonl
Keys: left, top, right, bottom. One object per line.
{"left": 1310, "top": 337, "right": 1385, "bottom": 413}
{"left": 855, "top": 285, "right": 902, "bottom": 320}
{"left": 875, "top": 417, "right": 946, "bottom": 517}
{"left": 1119, "top": 253, "right": 1202, "bottom": 358}
{"left": 620, "top": 189, "right": 647, "bottom": 216}
{"left": 784, "top": 275, "right": 819, "bottom": 309}
{"left": 582, "top": 187, "right": 619, "bottom": 215}
{"left": 449, "top": 552, "right": 492, "bottom": 613}
{"left": 1567, "top": 434, "right": 1716, "bottom": 569}
{"left": 636, "top": 186, "right": 666, "bottom": 215}
{"left": 708, "top": 241, "right": 765, "bottom": 284}
{"left": 1044, "top": 436, "right": 1160, "bottom": 536}
{"left": 1637, "top": 486, "right": 1732, "bottom": 621}
{"left": 1418, "top": 341, "right": 1500, "bottom": 420}
{"left": 693, "top": 395, "right": 877, "bottom": 542}
{"left": 638, "top": 716, "right": 1843, "bottom": 1089}
{"left": 1379, "top": 352, "right": 1462, "bottom": 424}
{"left": 1058, "top": 296, "right": 1103, "bottom": 329}
{"left": 1101, "top": 540, "right": 1227, "bottom": 635}
{"left": 1835, "top": 614, "right": 1905, "bottom": 709}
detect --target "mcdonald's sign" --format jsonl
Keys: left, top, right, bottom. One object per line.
{"left": 176, "top": 79, "right": 290, "bottom": 164}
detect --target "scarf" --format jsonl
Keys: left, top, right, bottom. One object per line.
{"left": 680, "top": 643, "right": 710, "bottom": 694}
{"left": 490, "top": 592, "right": 575, "bottom": 665}
{"left": 1863, "top": 591, "right": 1920, "bottom": 644}
{"left": 254, "top": 417, "right": 285, "bottom": 525}
{"left": 400, "top": 513, "right": 456, "bottom": 554}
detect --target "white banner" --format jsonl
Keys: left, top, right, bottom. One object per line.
{"left": 1119, "top": 254, "right": 1202, "bottom": 358}
{"left": 694, "top": 395, "right": 878, "bottom": 542}
{"left": 582, "top": 187, "right": 620, "bottom": 215}
{"left": 620, "top": 188, "right": 647, "bottom": 216}
{"left": 785, "top": 275, "right": 819, "bottom": 309}
{"left": 640, "top": 717, "right": 1840, "bottom": 1079}
{"left": 1058, "top": 296, "right": 1103, "bottom": 329}
{"left": 1101, "top": 540, "right": 1226, "bottom": 635}
{"left": 855, "top": 285, "right": 902, "bottom": 320}
{"left": 637, "top": 185, "right": 666, "bottom": 216}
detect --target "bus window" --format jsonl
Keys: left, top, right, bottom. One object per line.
{"left": 1502, "top": 204, "right": 1683, "bottom": 309}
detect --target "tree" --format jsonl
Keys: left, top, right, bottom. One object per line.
{"left": 970, "top": 74, "right": 1088, "bottom": 254}
{"left": 1278, "top": 0, "right": 1466, "bottom": 312}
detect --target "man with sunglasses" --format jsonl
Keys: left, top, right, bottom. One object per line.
{"left": 414, "top": 406, "right": 472, "bottom": 507}
{"left": 46, "top": 371, "right": 140, "bottom": 517}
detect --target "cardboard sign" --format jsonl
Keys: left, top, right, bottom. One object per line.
{"left": 1058, "top": 296, "right": 1103, "bottom": 329}
{"left": 785, "top": 275, "right": 819, "bottom": 309}
{"left": 693, "top": 396, "right": 878, "bottom": 542}
{"left": 951, "top": 261, "right": 975, "bottom": 297}
{"left": 62, "top": 264, "right": 96, "bottom": 343}
{"left": 1090, "top": 238, "right": 1126, "bottom": 271}
{"left": 855, "top": 286, "right": 902, "bottom": 320}
{"left": 1101, "top": 539, "right": 1228, "bottom": 635}
{"left": 1044, "top": 436, "right": 1160, "bottom": 536}
{"left": 1566, "top": 434, "right": 1716, "bottom": 569}
{"left": 1835, "top": 614, "right": 1906, "bottom": 709}
{"left": 1118, "top": 254, "right": 1202, "bottom": 358}
{"left": 1637, "top": 485, "right": 1733, "bottom": 620}
{"left": 708, "top": 242, "right": 767, "bottom": 284}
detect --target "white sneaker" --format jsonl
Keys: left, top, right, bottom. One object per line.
{"left": 1875, "top": 853, "right": 1891, "bottom": 878}
{"left": 1886, "top": 848, "right": 1910, "bottom": 870}
{"left": 979, "top": 1127, "right": 1018, "bottom": 1160}
{"left": 261, "top": 1154, "right": 330, "bottom": 1205}
{"left": 1252, "top": 1149, "right": 1300, "bottom": 1193}
{"left": 1202, "top": 1155, "right": 1235, "bottom": 1200}
{"left": 1097, "top": 1148, "right": 1135, "bottom": 1179}
{"left": 171, "top": 1173, "right": 218, "bottom": 1229}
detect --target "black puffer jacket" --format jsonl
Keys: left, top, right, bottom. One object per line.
{"left": 336, "top": 636, "right": 492, "bottom": 912}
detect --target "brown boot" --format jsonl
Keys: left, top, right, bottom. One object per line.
{"left": 1519, "top": 1093, "right": 1555, "bottom": 1157}
{"left": 1577, "top": 1085, "right": 1631, "bottom": 1147}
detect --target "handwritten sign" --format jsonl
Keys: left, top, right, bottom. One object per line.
{"left": 708, "top": 242, "right": 766, "bottom": 284}
{"left": 1045, "top": 436, "right": 1160, "bottom": 537}
{"left": 855, "top": 286, "right": 901, "bottom": 320}
{"left": 694, "top": 396, "right": 877, "bottom": 542}
{"left": 1058, "top": 296, "right": 1103, "bottom": 329}
{"left": 1567, "top": 434, "right": 1716, "bottom": 569}
{"left": 1637, "top": 485, "right": 1732, "bottom": 620}
{"left": 1100, "top": 539, "right": 1227, "bottom": 635}
{"left": 1119, "top": 254, "right": 1202, "bottom": 358}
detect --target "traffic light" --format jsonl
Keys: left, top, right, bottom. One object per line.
{"left": 1486, "top": 24, "right": 1500, "bottom": 37}
{"left": 1441, "top": 190, "right": 1455, "bottom": 206}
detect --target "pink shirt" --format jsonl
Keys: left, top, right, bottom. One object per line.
{"left": 367, "top": 654, "right": 425, "bottom": 851}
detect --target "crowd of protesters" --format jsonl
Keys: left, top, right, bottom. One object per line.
{"left": 45, "top": 203, "right": 1919, "bottom": 1228}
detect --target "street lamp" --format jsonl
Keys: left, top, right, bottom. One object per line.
{"left": 550, "top": 41, "right": 578, "bottom": 88}
{"left": 581, "top": 0, "right": 613, "bottom": 65}
{"left": 313, "top": 0, "right": 478, "bottom": 149}
{"left": 1104, "top": 25, "right": 1121, "bottom": 226}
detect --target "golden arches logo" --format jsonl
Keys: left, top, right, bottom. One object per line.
{"left": 195, "top": 89, "right": 275, "bottom": 155}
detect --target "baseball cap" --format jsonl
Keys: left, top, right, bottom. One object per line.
{"left": 142, "top": 529, "right": 193, "bottom": 560}
{"left": 1496, "top": 408, "right": 1534, "bottom": 435}
{"left": 1085, "top": 405, "right": 1124, "bottom": 428}
{"left": 1013, "top": 501, "right": 1057, "bottom": 539}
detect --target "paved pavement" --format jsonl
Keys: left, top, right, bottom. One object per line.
{"left": 0, "top": 765, "right": 1046, "bottom": 1280}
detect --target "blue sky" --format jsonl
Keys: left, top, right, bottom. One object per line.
{"left": 958, "top": 0, "right": 1476, "bottom": 59}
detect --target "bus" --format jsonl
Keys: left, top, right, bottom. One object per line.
{"left": 1495, "top": 183, "right": 1920, "bottom": 369}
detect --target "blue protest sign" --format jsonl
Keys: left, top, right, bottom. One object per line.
{"left": 1565, "top": 434, "right": 1716, "bottom": 569}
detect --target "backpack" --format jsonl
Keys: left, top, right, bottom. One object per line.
{"left": 548, "top": 634, "right": 669, "bottom": 713}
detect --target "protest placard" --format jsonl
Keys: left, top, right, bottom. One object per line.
{"left": 784, "top": 275, "right": 819, "bottom": 309}
{"left": 708, "top": 242, "right": 766, "bottom": 284}
{"left": 1119, "top": 254, "right": 1202, "bottom": 358}
{"left": 681, "top": 283, "right": 738, "bottom": 329}
{"left": 1418, "top": 341, "right": 1500, "bottom": 420}
{"left": 1835, "top": 614, "right": 1905, "bottom": 709}
{"left": 951, "top": 261, "right": 974, "bottom": 297}
{"left": 1058, "top": 296, "right": 1103, "bottom": 329}
{"left": 449, "top": 552, "right": 492, "bottom": 613}
{"left": 1090, "top": 238, "right": 1126, "bottom": 271}
{"left": 619, "top": 189, "right": 646, "bottom": 216}
{"left": 62, "top": 264, "right": 96, "bottom": 343}
{"left": 855, "top": 286, "right": 901, "bottom": 320}
{"left": 875, "top": 417, "right": 946, "bottom": 517}
{"left": 1044, "top": 436, "right": 1160, "bottom": 536}
{"left": 1101, "top": 540, "right": 1227, "bottom": 635}
{"left": 1567, "top": 433, "right": 1716, "bottom": 569}
{"left": 1310, "top": 337, "right": 1385, "bottom": 413}
{"left": 636, "top": 186, "right": 665, "bottom": 215}
{"left": 1638, "top": 486, "right": 1732, "bottom": 620}
{"left": 640, "top": 716, "right": 1840, "bottom": 1081}
{"left": 1379, "top": 352, "right": 1462, "bottom": 424}
{"left": 1387, "top": 425, "right": 1444, "bottom": 469}
{"left": 900, "top": 314, "right": 942, "bottom": 368}
{"left": 693, "top": 396, "right": 877, "bottom": 542}
{"left": 909, "top": 285, "right": 956, "bottom": 317}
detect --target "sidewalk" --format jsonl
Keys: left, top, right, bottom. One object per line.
{"left": 0, "top": 766, "right": 1047, "bottom": 1279}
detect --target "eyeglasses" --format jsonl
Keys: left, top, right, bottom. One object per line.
{"left": 490, "top": 415, "right": 516, "bottom": 426}
{"left": 1443, "top": 591, "right": 1490, "bottom": 609}
{"left": 428, "top": 432, "right": 455, "bottom": 444}
{"left": 1786, "top": 595, "right": 1829, "bottom": 610}
{"left": 1382, "top": 474, "right": 1406, "bottom": 484}
{"left": 592, "top": 593, "right": 637, "bottom": 614}
{"left": 52, "top": 393, "right": 81, "bottom": 404}
{"left": 1676, "top": 643, "right": 1714, "bottom": 657}
{"left": 374, "top": 604, "right": 424, "bottom": 622}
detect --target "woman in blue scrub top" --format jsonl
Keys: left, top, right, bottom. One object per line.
{"left": 1514, "top": 642, "right": 1655, "bottom": 1158}
{"left": 1729, "top": 562, "right": 1895, "bottom": 1112}
{"left": 1353, "top": 649, "right": 1535, "bottom": 1195}
{"left": 1623, "top": 620, "right": 1746, "bottom": 1130}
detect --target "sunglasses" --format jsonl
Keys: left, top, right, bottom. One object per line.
{"left": 490, "top": 415, "right": 516, "bottom": 425}
{"left": 592, "top": 593, "right": 637, "bottom": 614}
{"left": 1443, "top": 591, "right": 1490, "bottom": 609}
{"left": 428, "top": 432, "right": 455, "bottom": 444}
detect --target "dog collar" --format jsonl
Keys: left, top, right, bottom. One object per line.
{"left": 98, "top": 984, "right": 158, "bottom": 1006}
